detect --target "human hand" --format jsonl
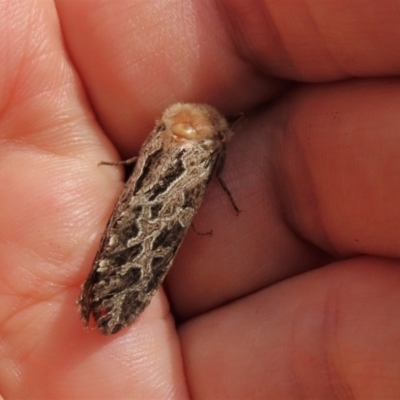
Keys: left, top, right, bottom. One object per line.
{"left": 1, "top": 0, "right": 400, "bottom": 398}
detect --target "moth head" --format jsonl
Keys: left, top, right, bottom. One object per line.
{"left": 162, "top": 102, "right": 232, "bottom": 142}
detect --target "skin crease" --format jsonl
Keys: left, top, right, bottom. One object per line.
{"left": 1, "top": 0, "right": 400, "bottom": 398}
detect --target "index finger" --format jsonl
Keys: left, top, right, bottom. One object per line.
{"left": 55, "top": 0, "right": 400, "bottom": 153}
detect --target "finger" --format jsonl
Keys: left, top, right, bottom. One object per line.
{"left": 0, "top": 1, "right": 186, "bottom": 398}
{"left": 274, "top": 78, "right": 400, "bottom": 258}
{"left": 54, "top": 0, "right": 284, "bottom": 154}
{"left": 55, "top": 0, "right": 400, "bottom": 154}
{"left": 180, "top": 256, "right": 400, "bottom": 398}
{"left": 169, "top": 78, "right": 400, "bottom": 319}
{"left": 223, "top": 0, "right": 400, "bottom": 80}
{"left": 167, "top": 108, "right": 332, "bottom": 319}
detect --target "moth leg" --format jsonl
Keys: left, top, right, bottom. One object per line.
{"left": 226, "top": 112, "right": 246, "bottom": 131}
{"left": 216, "top": 154, "right": 241, "bottom": 215}
{"left": 191, "top": 223, "right": 213, "bottom": 236}
{"left": 98, "top": 156, "right": 138, "bottom": 167}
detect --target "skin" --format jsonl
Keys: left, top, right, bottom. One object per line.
{"left": 1, "top": 0, "right": 400, "bottom": 398}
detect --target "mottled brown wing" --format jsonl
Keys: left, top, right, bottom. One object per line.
{"left": 78, "top": 103, "right": 231, "bottom": 335}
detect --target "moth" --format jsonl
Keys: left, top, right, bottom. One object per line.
{"left": 78, "top": 103, "right": 239, "bottom": 335}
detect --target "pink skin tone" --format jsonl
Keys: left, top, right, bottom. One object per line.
{"left": 1, "top": 0, "right": 400, "bottom": 398}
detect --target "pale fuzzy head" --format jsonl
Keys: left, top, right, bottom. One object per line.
{"left": 161, "top": 103, "right": 233, "bottom": 142}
